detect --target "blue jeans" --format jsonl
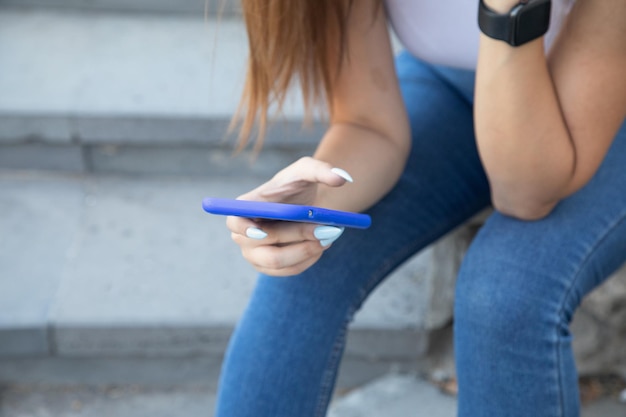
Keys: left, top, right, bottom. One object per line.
{"left": 215, "top": 52, "right": 626, "bottom": 417}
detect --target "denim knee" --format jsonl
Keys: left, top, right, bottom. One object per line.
{"left": 451, "top": 213, "right": 603, "bottom": 417}
{"left": 453, "top": 215, "right": 576, "bottom": 346}
{"left": 454, "top": 256, "right": 565, "bottom": 348}
{"left": 453, "top": 234, "right": 579, "bottom": 416}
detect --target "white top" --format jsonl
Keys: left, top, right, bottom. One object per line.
{"left": 385, "top": 0, "right": 575, "bottom": 70}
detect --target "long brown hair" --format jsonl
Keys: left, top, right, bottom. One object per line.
{"left": 232, "top": 0, "right": 354, "bottom": 151}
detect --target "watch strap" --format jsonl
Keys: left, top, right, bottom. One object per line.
{"left": 478, "top": 0, "right": 552, "bottom": 47}
{"left": 478, "top": 0, "right": 514, "bottom": 44}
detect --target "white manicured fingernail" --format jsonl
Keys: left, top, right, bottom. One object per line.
{"left": 331, "top": 167, "right": 354, "bottom": 183}
{"left": 246, "top": 227, "right": 267, "bottom": 240}
{"left": 320, "top": 234, "right": 343, "bottom": 247}
{"left": 314, "top": 226, "right": 344, "bottom": 240}
{"left": 313, "top": 226, "right": 344, "bottom": 247}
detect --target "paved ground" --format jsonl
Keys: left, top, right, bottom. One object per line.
{"left": 1, "top": 375, "right": 624, "bottom": 417}
{"left": 0, "top": 385, "right": 217, "bottom": 417}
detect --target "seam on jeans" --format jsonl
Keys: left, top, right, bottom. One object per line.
{"left": 313, "top": 305, "right": 355, "bottom": 417}
{"left": 554, "top": 209, "right": 626, "bottom": 417}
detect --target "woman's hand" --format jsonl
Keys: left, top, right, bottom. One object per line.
{"left": 226, "top": 157, "right": 354, "bottom": 277}
{"left": 226, "top": 0, "right": 412, "bottom": 275}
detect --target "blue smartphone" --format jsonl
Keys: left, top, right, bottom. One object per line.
{"left": 202, "top": 197, "right": 371, "bottom": 229}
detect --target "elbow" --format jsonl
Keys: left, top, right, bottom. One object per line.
{"left": 492, "top": 195, "right": 557, "bottom": 221}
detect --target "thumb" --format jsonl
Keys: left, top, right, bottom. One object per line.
{"left": 293, "top": 157, "right": 354, "bottom": 187}
{"left": 258, "top": 158, "right": 354, "bottom": 201}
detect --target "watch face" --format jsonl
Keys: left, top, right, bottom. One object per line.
{"left": 514, "top": 0, "right": 552, "bottom": 46}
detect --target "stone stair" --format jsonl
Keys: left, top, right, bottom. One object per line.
{"left": 0, "top": 0, "right": 241, "bottom": 15}
{"left": 0, "top": 2, "right": 456, "bottom": 391}
{"left": 0, "top": 4, "right": 320, "bottom": 177}
{"left": 1, "top": 0, "right": 625, "bottom": 409}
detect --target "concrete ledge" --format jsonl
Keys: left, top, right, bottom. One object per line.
{"left": 0, "top": 327, "right": 49, "bottom": 357}
{"left": 0, "top": 114, "right": 324, "bottom": 147}
{"left": 0, "top": 110, "right": 324, "bottom": 173}
{"left": 0, "top": 356, "right": 419, "bottom": 391}
{"left": 0, "top": 326, "right": 430, "bottom": 389}
{"left": 0, "top": 144, "right": 85, "bottom": 172}
{"left": 0, "top": 0, "right": 240, "bottom": 16}
{"left": 87, "top": 145, "right": 316, "bottom": 177}
{"left": 52, "top": 326, "right": 233, "bottom": 357}
{"left": 0, "top": 114, "right": 324, "bottom": 174}
{"left": 0, "top": 172, "right": 440, "bottom": 388}
{"left": 0, "top": 357, "right": 224, "bottom": 387}
{"left": 0, "top": 115, "right": 74, "bottom": 145}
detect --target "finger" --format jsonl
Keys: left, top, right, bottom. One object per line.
{"left": 226, "top": 215, "right": 266, "bottom": 239}
{"left": 315, "top": 226, "right": 345, "bottom": 247}
{"left": 251, "top": 249, "right": 325, "bottom": 277}
{"left": 228, "top": 217, "right": 305, "bottom": 242}
{"left": 243, "top": 239, "right": 326, "bottom": 273}
{"left": 232, "top": 221, "right": 345, "bottom": 247}
{"left": 255, "top": 255, "right": 323, "bottom": 277}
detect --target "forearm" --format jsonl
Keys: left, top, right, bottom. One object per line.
{"left": 313, "top": 122, "right": 410, "bottom": 212}
{"left": 476, "top": 0, "right": 575, "bottom": 219}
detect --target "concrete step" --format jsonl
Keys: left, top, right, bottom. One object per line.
{"left": 0, "top": 384, "right": 217, "bottom": 417}
{"left": 0, "top": 7, "right": 405, "bottom": 175}
{"left": 329, "top": 374, "right": 457, "bottom": 417}
{"left": 0, "top": 0, "right": 240, "bottom": 16}
{"left": 0, "top": 171, "right": 457, "bottom": 389}
{"left": 328, "top": 373, "right": 626, "bottom": 417}
{"left": 0, "top": 7, "right": 452, "bottom": 389}
{"left": 0, "top": 9, "right": 254, "bottom": 121}
{"left": 1, "top": 375, "right": 623, "bottom": 417}
{"left": 0, "top": 8, "right": 322, "bottom": 174}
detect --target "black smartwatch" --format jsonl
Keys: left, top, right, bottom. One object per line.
{"left": 478, "top": 0, "right": 552, "bottom": 47}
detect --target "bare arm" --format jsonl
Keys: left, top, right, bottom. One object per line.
{"left": 227, "top": 0, "right": 409, "bottom": 276}
{"left": 312, "top": 0, "right": 411, "bottom": 212}
{"left": 475, "top": 0, "right": 626, "bottom": 219}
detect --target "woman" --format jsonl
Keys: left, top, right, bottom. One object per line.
{"left": 215, "top": 0, "right": 626, "bottom": 416}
